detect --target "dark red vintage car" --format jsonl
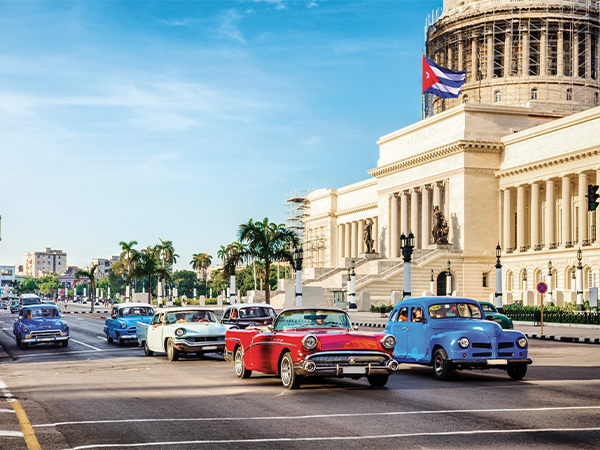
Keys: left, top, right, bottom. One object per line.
{"left": 225, "top": 307, "right": 399, "bottom": 389}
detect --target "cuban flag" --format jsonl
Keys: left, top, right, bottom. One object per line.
{"left": 422, "top": 55, "right": 467, "bottom": 99}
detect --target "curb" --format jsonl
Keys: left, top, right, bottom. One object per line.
{"left": 64, "top": 311, "right": 110, "bottom": 314}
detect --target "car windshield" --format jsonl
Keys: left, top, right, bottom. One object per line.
{"left": 119, "top": 306, "right": 153, "bottom": 317}
{"left": 164, "top": 310, "right": 216, "bottom": 325}
{"left": 274, "top": 310, "right": 351, "bottom": 330}
{"left": 428, "top": 303, "right": 483, "bottom": 319}
{"left": 479, "top": 303, "right": 497, "bottom": 313}
{"left": 239, "top": 306, "right": 275, "bottom": 319}
{"left": 26, "top": 308, "right": 59, "bottom": 318}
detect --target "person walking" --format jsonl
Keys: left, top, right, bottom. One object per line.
{"left": 64, "top": 297, "right": 68, "bottom": 310}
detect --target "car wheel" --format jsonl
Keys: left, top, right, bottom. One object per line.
{"left": 280, "top": 352, "right": 302, "bottom": 389}
{"left": 21, "top": 341, "right": 28, "bottom": 349}
{"left": 367, "top": 375, "right": 389, "bottom": 388}
{"left": 117, "top": 335, "right": 124, "bottom": 346}
{"left": 433, "top": 349, "right": 454, "bottom": 381}
{"left": 234, "top": 347, "right": 252, "bottom": 379}
{"left": 106, "top": 332, "right": 113, "bottom": 344}
{"left": 167, "top": 339, "right": 180, "bottom": 362}
{"left": 144, "top": 341, "right": 154, "bottom": 356}
{"left": 62, "top": 340, "right": 68, "bottom": 347}
{"left": 15, "top": 334, "right": 21, "bottom": 347}
{"left": 507, "top": 365, "right": 527, "bottom": 380}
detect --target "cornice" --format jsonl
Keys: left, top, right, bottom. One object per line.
{"left": 368, "top": 140, "right": 503, "bottom": 178}
{"left": 335, "top": 203, "right": 378, "bottom": 219}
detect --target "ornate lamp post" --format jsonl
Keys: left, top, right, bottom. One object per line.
{"left": 446, "top": 259, "right": 452, "bottom": 297}
{"left": 548, "top": 261, "right": 553, "bottom": 304}
{"left": 522, "top": 268, "right": 527, "bottom": 292}
{"left": 576, "top": 248, "right": 584, "bottom": 310}
{"left": 295, "top": 248, "right": 303, "bottom": 306}
{"left": 572, "top": 265, "right": 576, "bottom": 293}
{"left": 430, "top": 269, "right": 435, "bottom": 295}
{"left": 400, "top": 232, "right": 415, "bottom": 299}
{"left": 495, "top": 244, "right": 502, "bottom": 309}
{"left": 348, "top": 260, "right": 356, "bottom": 309}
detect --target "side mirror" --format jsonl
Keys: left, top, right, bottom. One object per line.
{"left": 18, "top": 316, "right": 23, "bottom": 320}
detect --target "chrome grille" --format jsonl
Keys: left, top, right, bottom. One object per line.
{"left": 186, "top": 336, "right": 224, "bottom": 343}
{"left": 30, "top": 330, "right": 61, "bottom": 338}
{"left": 309, "top": 355, "right": 387, "bottom": 365}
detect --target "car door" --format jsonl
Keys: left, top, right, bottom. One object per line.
{"left": 221, "top": 308, "right": 231, "bottom": 326}
{"left": 147, "top": 313, "right": 165, "bottom": 351}
{"left": 387, "top": 307, "right": 409, "bottom": 359}
{"left": 107, "top": 308, "right": 118, "bottom": 338}
{"left": 406, "top": 307, "right": 428, "bottom": 362}
{"left": 246, "top": 329, "right": 274, "bottom": 373}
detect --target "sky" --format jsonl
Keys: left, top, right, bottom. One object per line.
{"left": 0, "top": 0, "right": 441, "bottom": 270}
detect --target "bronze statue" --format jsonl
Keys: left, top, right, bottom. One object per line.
{"left": 431, "top": 206, "right": 449, "bottom": 244}
{"left": 363, "top": 218, "right": 375, "bottom": 253}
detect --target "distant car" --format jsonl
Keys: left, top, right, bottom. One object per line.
{"left": 386, "top": 297, "right": 531, "bottom": 381}
{"left": 225, "top": 308, "right": 399, "bottom": 389}
{"left": 19, "top": 294, "right": 41, "bottom": 314}
{"left": 104, "top": 303, "right": 154, "bottom": 346}
{"left": 41, "top": 300, "right": 55, "bottom": 305}
{"left": 10, "top": 300, "right": 19, "bottom": 314}
{"left": 478, "top": 301, "right": 513, "bottom": 329}
{"left": 137, "top": 307, "right": 227, "bottom": 361}
{"left": 13, "top": 304, "right": 69, "bottom": 348}
{"left": 220, "top": 303, "right": 276, "bottom": 329}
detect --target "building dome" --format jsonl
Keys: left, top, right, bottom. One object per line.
{"left": 426, "top": 0, "right": 600, "bottom": 115}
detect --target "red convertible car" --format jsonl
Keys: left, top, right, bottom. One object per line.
{"left": 225, "top": 307, "right": 399, "bottom": 389}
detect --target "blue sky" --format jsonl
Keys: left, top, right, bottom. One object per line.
{"left": 0, "top": 0, "right": 440, "bottom": 270}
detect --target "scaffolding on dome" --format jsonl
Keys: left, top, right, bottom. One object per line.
{"left": 423, "top": 0, "right": 600, "bottom": 118}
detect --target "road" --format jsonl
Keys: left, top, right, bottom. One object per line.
{"left": 1, "top": 308, "right": 600, "bottom": 449}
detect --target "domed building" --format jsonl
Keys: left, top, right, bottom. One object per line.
{"left": 278, "top": 0, "right": 600, "bottom": 311}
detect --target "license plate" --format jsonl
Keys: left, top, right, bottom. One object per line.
{"left": 487, "top": 359, "right": 508, "bottom": 365}
{"left": 38, "top": 338, "right": 53, "bottom": 342}
{"left": 203, "top": 346, "right": 217, "bottom": 350}
{"left": 343, "top": 366, "right": 365, "bottom": 375}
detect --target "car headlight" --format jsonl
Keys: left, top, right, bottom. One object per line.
{"left": 175, "top": 328, "right": 185, "bottom": 337}
{"left": 61, "top": 323, "right": 69, "bottom": 331}
{"left": 517, "top": 337, "right": 528, "bottom": 348}
{"left": 120, "top": 322, "right": 127, "bottom": 329}
{"left": 458, "top": 337, "right": 470, "bottom": 348}
{"left": 302, "top": 334, "right": 318, "bottom": 350}
{"left": 381, "top": 334, "right": 396, "bottom": 349}
{"left": 22, "top": 326, "right": 29, "bottom": 333}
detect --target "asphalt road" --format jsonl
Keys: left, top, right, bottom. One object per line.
{"left": 1, "top": 309, "right": 600, "bottom": 450}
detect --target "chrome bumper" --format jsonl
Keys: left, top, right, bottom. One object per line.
{"left": 448, "top": 357, "right": 532, "bottom": 368}
{"left": 294, "top": 350, "right": 398, "bottom": 378}
{"left": 171, "top": 339, "right": 226, "bottom": 353}
{"left": 23, "top": 336, "right": 69, "bottom": 344}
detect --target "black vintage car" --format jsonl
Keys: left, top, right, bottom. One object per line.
{"left": 220, "top": 303, "right": 276, "bottom": 329}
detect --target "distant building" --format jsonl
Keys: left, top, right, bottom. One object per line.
{"left": 0, "top": 265, "right": 15, "bottom": 294}
{"left": 22, "top": 248, "right": 67, "bottom": 277}
{"left": 91, "top": 256, "right": 119, "bottom": 278}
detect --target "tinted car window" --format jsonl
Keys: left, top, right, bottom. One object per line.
{"left": 239, "top": 307, "right": 274, "bottom": 318}
{"left": 480, "top": 303, "right": 496, "bottom": 313}
{"left": 428, "top": 303, "right": 483, "bottom": 319}
{"left": 26, "top": 308, "right": 59, "bottom": 318}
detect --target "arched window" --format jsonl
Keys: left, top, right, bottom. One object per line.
{"left": 506, "top": 271, "right": 513, "bottom": 292}
{"left": 595, "top": 92, "right": 599, "bottom": 105}
{"left": 531, "top": 88, "right": 538, "bottom": 100}
{"left": 494, "top": 90, "right": 502, "bottom": 103}
{"left": 567, "top": 88, "right": 573, "bottom": 101}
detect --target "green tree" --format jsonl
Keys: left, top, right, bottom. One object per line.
{"left": 172, "top": 270, "right": 197, "bottom": 298}
{"left": 233, "top": 217, "right": 299, "bottom": 304}
{"left": 74, "top": 265, "right": 99, "bottom": 312}
{"left": 38, "top": 274, "right": 60, "bottom": 297}
{"left": 128, "top": 249, "right": 172, "bottom": 304}
{"left": 108, "top": 259, "right": 127, "bottom": 296}
{"left": 17, "top": 277, "right": 38, "bottom": 294}
{"left": 190, "top": 253, "right": 212, "bottom": 281}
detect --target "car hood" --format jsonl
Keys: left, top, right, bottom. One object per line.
{"left": 117, "top": 316, "right": 153, "bottom": 326}
{"left": 168, "top": 322, "right": 226, "bottom": 336}
{"left": 21, "top": 318, "right": 64, "bottom": 328}
{"left": 431, "top": 319, "right": 502, "bottom": 338}
{"left": 310, "top": 330, "right": 382, "bottom": 351}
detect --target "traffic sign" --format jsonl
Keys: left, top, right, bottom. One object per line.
{"left": 536, "top": 282, "right": 548, "bottom": 294}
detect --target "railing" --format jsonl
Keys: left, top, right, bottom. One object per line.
{"left": 504, "top": 311, "right": 600, "bottom": 325}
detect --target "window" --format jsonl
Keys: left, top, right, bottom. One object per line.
{"left": 567, "top": 88, "right": 573, "bottom": 101}
{"left": 463, "top": 95, "right": 469, "bottom": 104}
{"left": 411, "top": 307, "right": 425, "bottom": 322}
{"left": 595, "top": 92, "right": 599, "bottom": 105}
{"left": 482, "top": 273, "right": 488, "bottom": 288}
{"left": 494, "top": 90, "right": 501, "bottom": 102}
{"left": 531, "top": 88, "right": 538, "bottom": 100}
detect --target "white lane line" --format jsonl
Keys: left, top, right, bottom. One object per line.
{"left": 35, "top": 405, "right": 600, "bottom": 428}
{"left": 16, "top": 348, "right": 134, "bottom": 358}
{"left": 2, "top": 328, "right": 10, "bottom": 330}
{"left": 0, "top": 409, "right": 16, "bottom": 413}
{"left": 97, "top": 336, "right": 106, "bottom": 340}
{"left": 0, "top": 430, "right": 23, "bottom": 437}
{"left": 70, "top": 339, "right": 102, "bottom": 351}
{"left": 60, "top": 427, "right": 600, "bottom": 449}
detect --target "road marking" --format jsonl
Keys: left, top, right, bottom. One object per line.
{"left": 0, "top": 376, "right": 41, "bottom": 449}
{"left": 2, "top": 327, "right": 10, "bottom": 330}
{"left": 60, "top": 427, "right": 600, "bottom": 449}
{"left": 0, "top": 430, "right": 24, "bottom": 437}
{"left": 70, "top": 339, "right": 102, "bottom": 351}
{"left": 16, "top": 348, "right": 132, "bottom": 358}
{"left": 97, "top": 336, "right": 105, "bottom": 340}
{"left": 35, "top": 405, "right": 600, "bottom": 428}
{"left": 0, "top": 408, "right": 16, "bottom": 413}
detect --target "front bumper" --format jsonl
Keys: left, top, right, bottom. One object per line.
{"left": 22, "top": 335, "right": 69, "bottom": 344}
{"left": 294, "top": 350, "right": 399, "bottom": 378}
{"left": 448, "top": 357, "right": 532, "bottom": 369}
{"left": 171, "top": 339, "right": 226, "bottom": 353}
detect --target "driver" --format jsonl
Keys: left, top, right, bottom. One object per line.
{"left": 175, "top": 313, "right": 187, "bottom": 324}
{"left": 315, "top": 311, "right": 327, "bottom": 325}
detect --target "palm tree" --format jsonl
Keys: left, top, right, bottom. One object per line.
{"left": 119, "top": 240, "right": 138, "bottom": 300}
{"left": 128, "top": 249, "right": 172, "bottom": 304}
{"left": 74, "top": 265, "right": 99, "bottom": 312}
{"left": 235, "top": 218, "right": 299, "bottom": 304}
{"left": 190, "top": 253, "right": 212, "bottom": 281}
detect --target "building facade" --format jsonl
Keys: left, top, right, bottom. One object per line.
{"left": 22, "top": 248, "right": 67, "bottom": 277}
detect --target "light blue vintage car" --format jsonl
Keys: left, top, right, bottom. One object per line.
{"left": 386, "top": 297, "right": 532, "bottom": 381}
{"left": 13, "top": 304, "right": 70, "bottom": 348}
{"left": 104, "top": 302, "right": 154, "bottom": 346}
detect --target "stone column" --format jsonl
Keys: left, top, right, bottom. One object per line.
{"left": 374, "top": 216, "right": 379, "bottom": 252}
{"left": 338, "top": 224, "right": 344, "bottom": 262}
{"left": 504, "top": 188, "right": 512, "bottom": 251}
{"left": 357, "top": 219, "right": 364, "bottom": 255}
{"left": 562, "top": 175, "right": 571, "bottom": 247}
{"left": 411, "top": 189, "right": 420, "bottom": 249}
{"left": 344, "top": 222, "right": 351, "bottom": 260}
{"left": 422, "top": 185, "right": 430, "bottom": 248}
{"left": 579, "top": 172, "right": 588, "bottom": 245}
{"left": 522, "top": 26, "right": 529, "bottom": 76}
{"left": 586, "top": 32, "right": 592, "bottom": 79}
{"left": 545, "top": 179, "right": 555, "bottom": 248}
{"left": 557, "top": 27, "right": 564, "bottom": 76}
{"left": 531, "top": 183, "right": 540, "bottom": 249}
{"left": 540, "top": 27, "right": 548, "bottom": 76}
{"left": 471, "top": 36, "right": 478, "bottom": 81}
{"left": 597, "top": 170, "right": 600, "bottom": 243}
{"left": 433, "top": 183, "right": 441, "bottom": 209}
{"left": 390, "top": 194, "right": 399, "bottom": 258}
{"left": 504, "top": 28, "right": 511, "bottom": 77}
{"left": 486, "top": 31, "right": 493, "bottom": 79}
{"left": 458, "top": 35, "right": 464, "bottom": 71}
{"left": 400, "top": 192, "right": 409, "bottom": 237}
{"left": 448, "top": 45, "right": 453, "bottom": 71}
{"left": 517, "top": 186, "right": 525, "bottom": 251}
{"left": 573, "top": 27, "right": 579, "bottom": 78}
{"left": 351, "top": 221, "right": 358, "bottom": 258}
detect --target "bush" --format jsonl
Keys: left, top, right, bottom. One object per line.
{"left": 370, "top": 304, "right": 393, "bottom": 313}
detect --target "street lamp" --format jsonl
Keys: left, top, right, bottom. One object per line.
{"left": 548, "top": 261, "right": 553, "bottom": 303}
{"left": 522, "top": 268, "right": 527, "bottom": 292}
{"left": 295, "top": 248, "right": 303, "bottom": 306}
{"left": 400, "top": 232, "right": 415, "bottom": 299}
{"left": 348, "top": 260, "right": 356, "bottom": 309}
{"left": 430, "top": 269, "right": 435, "bottom": 295}
{"left": 495, "top": 243, "right": 502, "bottom": 309}
{"left": 576, "top": 248, "right": 584, "bottom": 310}
{"left": 572, "top": 265, "right": 576, "bottom": 293}
{"left": 446, "top": 259, "right": 452, "bottom": 297}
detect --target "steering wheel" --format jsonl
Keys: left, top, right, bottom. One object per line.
{"left": 199, "top": 319, "right": 210, "bottom": 323}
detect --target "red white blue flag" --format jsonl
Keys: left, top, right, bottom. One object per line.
{"left": 422, "top": 55, "right": 466, "bottom": 99}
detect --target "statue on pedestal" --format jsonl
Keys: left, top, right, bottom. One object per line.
{"left": 363, "top": 218, "right": 375, "bottom": 253}
{"left": 431, "top": 206, "right": 449, "bottom": 244}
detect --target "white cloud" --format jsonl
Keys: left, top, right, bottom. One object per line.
{"left": 308, "top": 2, "right": 318, "bottom": 8}
{"left": 217, "top": 9, "right": 246, "bottom": 43}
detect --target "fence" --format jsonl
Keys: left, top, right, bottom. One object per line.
{"left": 505, "top": 311, "right": 600, "bottom": 325}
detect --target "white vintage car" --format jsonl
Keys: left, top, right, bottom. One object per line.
{"left": 136, "top": 307, "right": 227, "bottom": 361}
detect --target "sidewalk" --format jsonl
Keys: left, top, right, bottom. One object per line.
{"left": 347, "top": 311, "right": 600, "bottom": 344}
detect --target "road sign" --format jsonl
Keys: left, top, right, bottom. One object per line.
{"left": 537, "top": 282, "right": 548, "bottom": 294}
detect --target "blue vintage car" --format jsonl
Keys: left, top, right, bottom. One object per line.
{"left": 13, "top": 304, "right": 70, "bottom": 348}
{"left": 386, "top": 297, "right": 532, "bottom": 380}
{"left": 104, "top": 302, "right": 154, "bottom": 346}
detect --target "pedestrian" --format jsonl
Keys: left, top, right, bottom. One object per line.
{"left": 64, "top": 297, "right": 68, "bottom": 310}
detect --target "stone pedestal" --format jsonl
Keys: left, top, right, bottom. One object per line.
{"left": 358, "top": 291, "right": 371, "bottom": 311}
{"left": 283, "top": 286, "right": 325, "bottom": 309}
{"left": 358, "top": 252, "right": 381, "bottom": 260}
{"left": 503, "top": 292, "right": 513, "bottom": 306}
{"left": 522, "top": 291, "right": 534, "bottom": 306}
{"left": 427, "top": 244, "right": 453, "bottom": 251}
{"left": 391, "top": 291, "right": 403, "bottom": 305}
{"left": 199, "top": 295, "right": 206, "bottom": 306}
